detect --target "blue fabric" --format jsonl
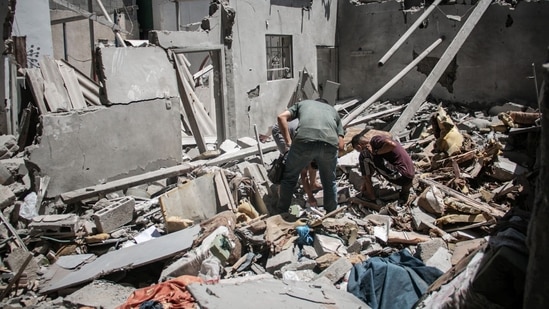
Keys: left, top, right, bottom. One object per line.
{"left": 277, "top": 140, "right": 338, "bottom": 213}
{"left": 347, "top": 249, "right": 443, "bottom": 309}
{"left": 296, "top": 225, "right": 313, "bottom": 246}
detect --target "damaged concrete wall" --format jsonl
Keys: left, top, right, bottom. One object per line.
{"left": 28, "top": 100, "right": 182, "bottom": 198}
{"left": 49, "top": 0, "right": 139, "bottom": 77}
{"left": 337, "top": 1, "right": 549, "bottom": 107}
{"left": 97, "top": 46, "right": 179, "bottom": 103}
{"left": 150, "top": 0, "right": 338, "bottom": 140}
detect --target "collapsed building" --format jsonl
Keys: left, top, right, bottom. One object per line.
{"left": 0, "top": 0, "right": 548, "bottom": 308}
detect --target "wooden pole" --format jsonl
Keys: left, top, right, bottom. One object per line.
{"left": 390, "top": 0, "right": 492, "bottom": 135}
{"left": 342, "top": 37, "right": 444, "bottom": 128}
{"left": 378, "top": 0, "right": 443, "bottom": 66}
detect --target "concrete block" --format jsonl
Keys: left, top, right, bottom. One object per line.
{"left": 219, "top": 139, "right": 240, "bottom": 154}
{"left": 210, "top": 234, "right": 232, "bottom": 263}
{"left": 410, "top": 206, "right": 437, "bottom": 230}
{"left": 281, "top": 269, "right": 317, "bottom": 282}
{"left": 361, "top": 242, "right": 384, "bottom": 256}
{"left": 487, "top": 156, "right": 528, "bottom": 181}
{"left": 313, "top": 257, "right": 353, "bottom": 284}
{"left": 29, "top": 214, "right": 79, "bottom": 237}
{"left": 415, "top": 238, "right": 447, "bottom": 262}
{"left": 314, "top": 234, "right": 347, "bottom": 256}
{"left": 0, "top": 162, "right": 13, "bottom": 185}
{"left": 337, "top": 150, "right": 359, "bottom": 168}
{"left": 159, "top": 173, "right": 217, "bottom": 227}
{"left": 425, "top": 247, "right": 453, "bottom": 273}
{"left": 237, "top": 136, "right": 258, "bottom": 148}
{"left": 64, "top": 280, "right": 136, "bottom": 309}
{"left": 280, "top": 258, "right": 317, "bottom": 272}
{"left": 347, "top": 236, "right": 375, "bottom": 253}
{"left": 266, "top": 245, "right": 298, "bottom": 273}
{"left": 92, "top": 196, "right": 135, "bottom": 233}
{"left": 0, "top": 185, "right": 16, "bottom": 209}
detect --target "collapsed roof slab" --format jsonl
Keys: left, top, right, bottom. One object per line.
{"left": 27, "top": 99, "right": 182, "bottom": 198}
{"left": 41, "top": 224, "right": 201, "bottom": 294}
{"left": 97, "top": 46, "right": 179, "bottom": 104}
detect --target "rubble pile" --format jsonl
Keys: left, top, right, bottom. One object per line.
{"left": 0, "top": 95, "right": 538, "bottom": 308}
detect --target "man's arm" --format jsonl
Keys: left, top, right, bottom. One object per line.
{"left": 277, "top": 111, "right": 293, "bottom": 152}
{"left": 361, "top": 175, "right": 376, "bottom": 200}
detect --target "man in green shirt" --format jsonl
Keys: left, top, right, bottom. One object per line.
{"left": 276, "top": 98, "right": 345, "bottom": 213}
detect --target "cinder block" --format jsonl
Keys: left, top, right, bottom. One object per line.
{"left": 219, "top": 139, "right": 240, "bottom": 154}
{"left": 92, "top": 196, "right": 135, "bottom": 233}
{"left": 237, "top": 136, "right": 258, "bottom": 148}
{"left": 266, "top": 245, "right": 298, "bottom": 273}
{"left": 29, "top": 214, "right": 79, "bottom": 237}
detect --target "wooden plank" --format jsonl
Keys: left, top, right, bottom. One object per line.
{"left": 344, "top": 37, "right": 444, "bottom": 128}
{"left": 174, "top": 52, "right": 207, "bottom": 153}
{"left": 39, "top": 56, "right": 71, "bottom": 112}
{"left": 214, "top": 170, "right": 236, "bottom": 212}
{"left": 24, "top": 69, "right": 49, "bottom": 114}
{"left": 178, "top": 54, "right": 196, "bottom": 91}
{"left": 60, "top": 164, "right": 195, "bottom": 204}
{"left": 334, "top": 98, "right": 361, "bottom": 113}
{"left": 57, "top": 60, "right": 87, "bottom": 109}
{"left": 206, "top": 141, "right": 278, "bottom": 167}
{"left": 57, "top": 61, "right": 87, "bottom": 109}
{"left": 418, "top": 177, "right": 505, "bottom": 218}
{"left": 390, "top": 0, "right": 492, "bottom": 135}
{"left": 346, "top": 105, "right": 405, "bottom": 127}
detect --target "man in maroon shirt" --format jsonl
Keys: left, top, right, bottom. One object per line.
{"left": 351, "top": 130, "right": 415, "bottom": 204}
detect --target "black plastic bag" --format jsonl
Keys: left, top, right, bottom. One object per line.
{"left": 267, "top": 154, "right": 285, "bottom": 184}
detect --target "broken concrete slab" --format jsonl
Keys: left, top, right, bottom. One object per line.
{"left": 313, "top": 257, "right": 353, "bottom": 284}
{"left": 97, "top": 46, "right": 179, "bottom": 104}
{"left": 159, "top": 172, "right": 218, "bottom": 227}
{"left": 0, "top": 185, "right": 15, "bottom": 209}
{"left": 41, "top": 224, "right": 200, "bottom": 293}
{"left": 28, "top": 101, "right": 182, "bottom": 198}
{"left": 63, "top": 280, "right": 135, "bottom": 309}
{"left": 425, "top": 247, "right": 453, "bottom": 273}
{"left": 237, "top": 136, "right": 258, "bottom": 148}
{"left": 187, "top": 276, "right": 369, "bottom": 308}
{"left": 61, "top": 164, "right": 194, "bottom": 204}
{"left": 266, "top": 245, "right": 299, "bottom": 273}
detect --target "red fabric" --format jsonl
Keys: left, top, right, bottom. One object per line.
{"left": 117, "top": 275, "right": 204, "bottom": 309}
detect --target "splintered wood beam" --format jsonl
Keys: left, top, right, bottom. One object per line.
{"left": 60, "top": 164, "right": 195, "bottom": 204}
{"left": 390, "top": 0, "right": 492, "bottom": 135}
{"left": 342, "top": 37, "right": 443, "bottom": 128}
{"left": 174, "top": 52, "right": 208, "bottom": 153}
{"left": 418, "top": 177, "right": 505, "bottom": 218}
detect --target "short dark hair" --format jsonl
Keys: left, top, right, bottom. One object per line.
{"left": 351, "top": 134, "right": 364, "bottom": 148}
